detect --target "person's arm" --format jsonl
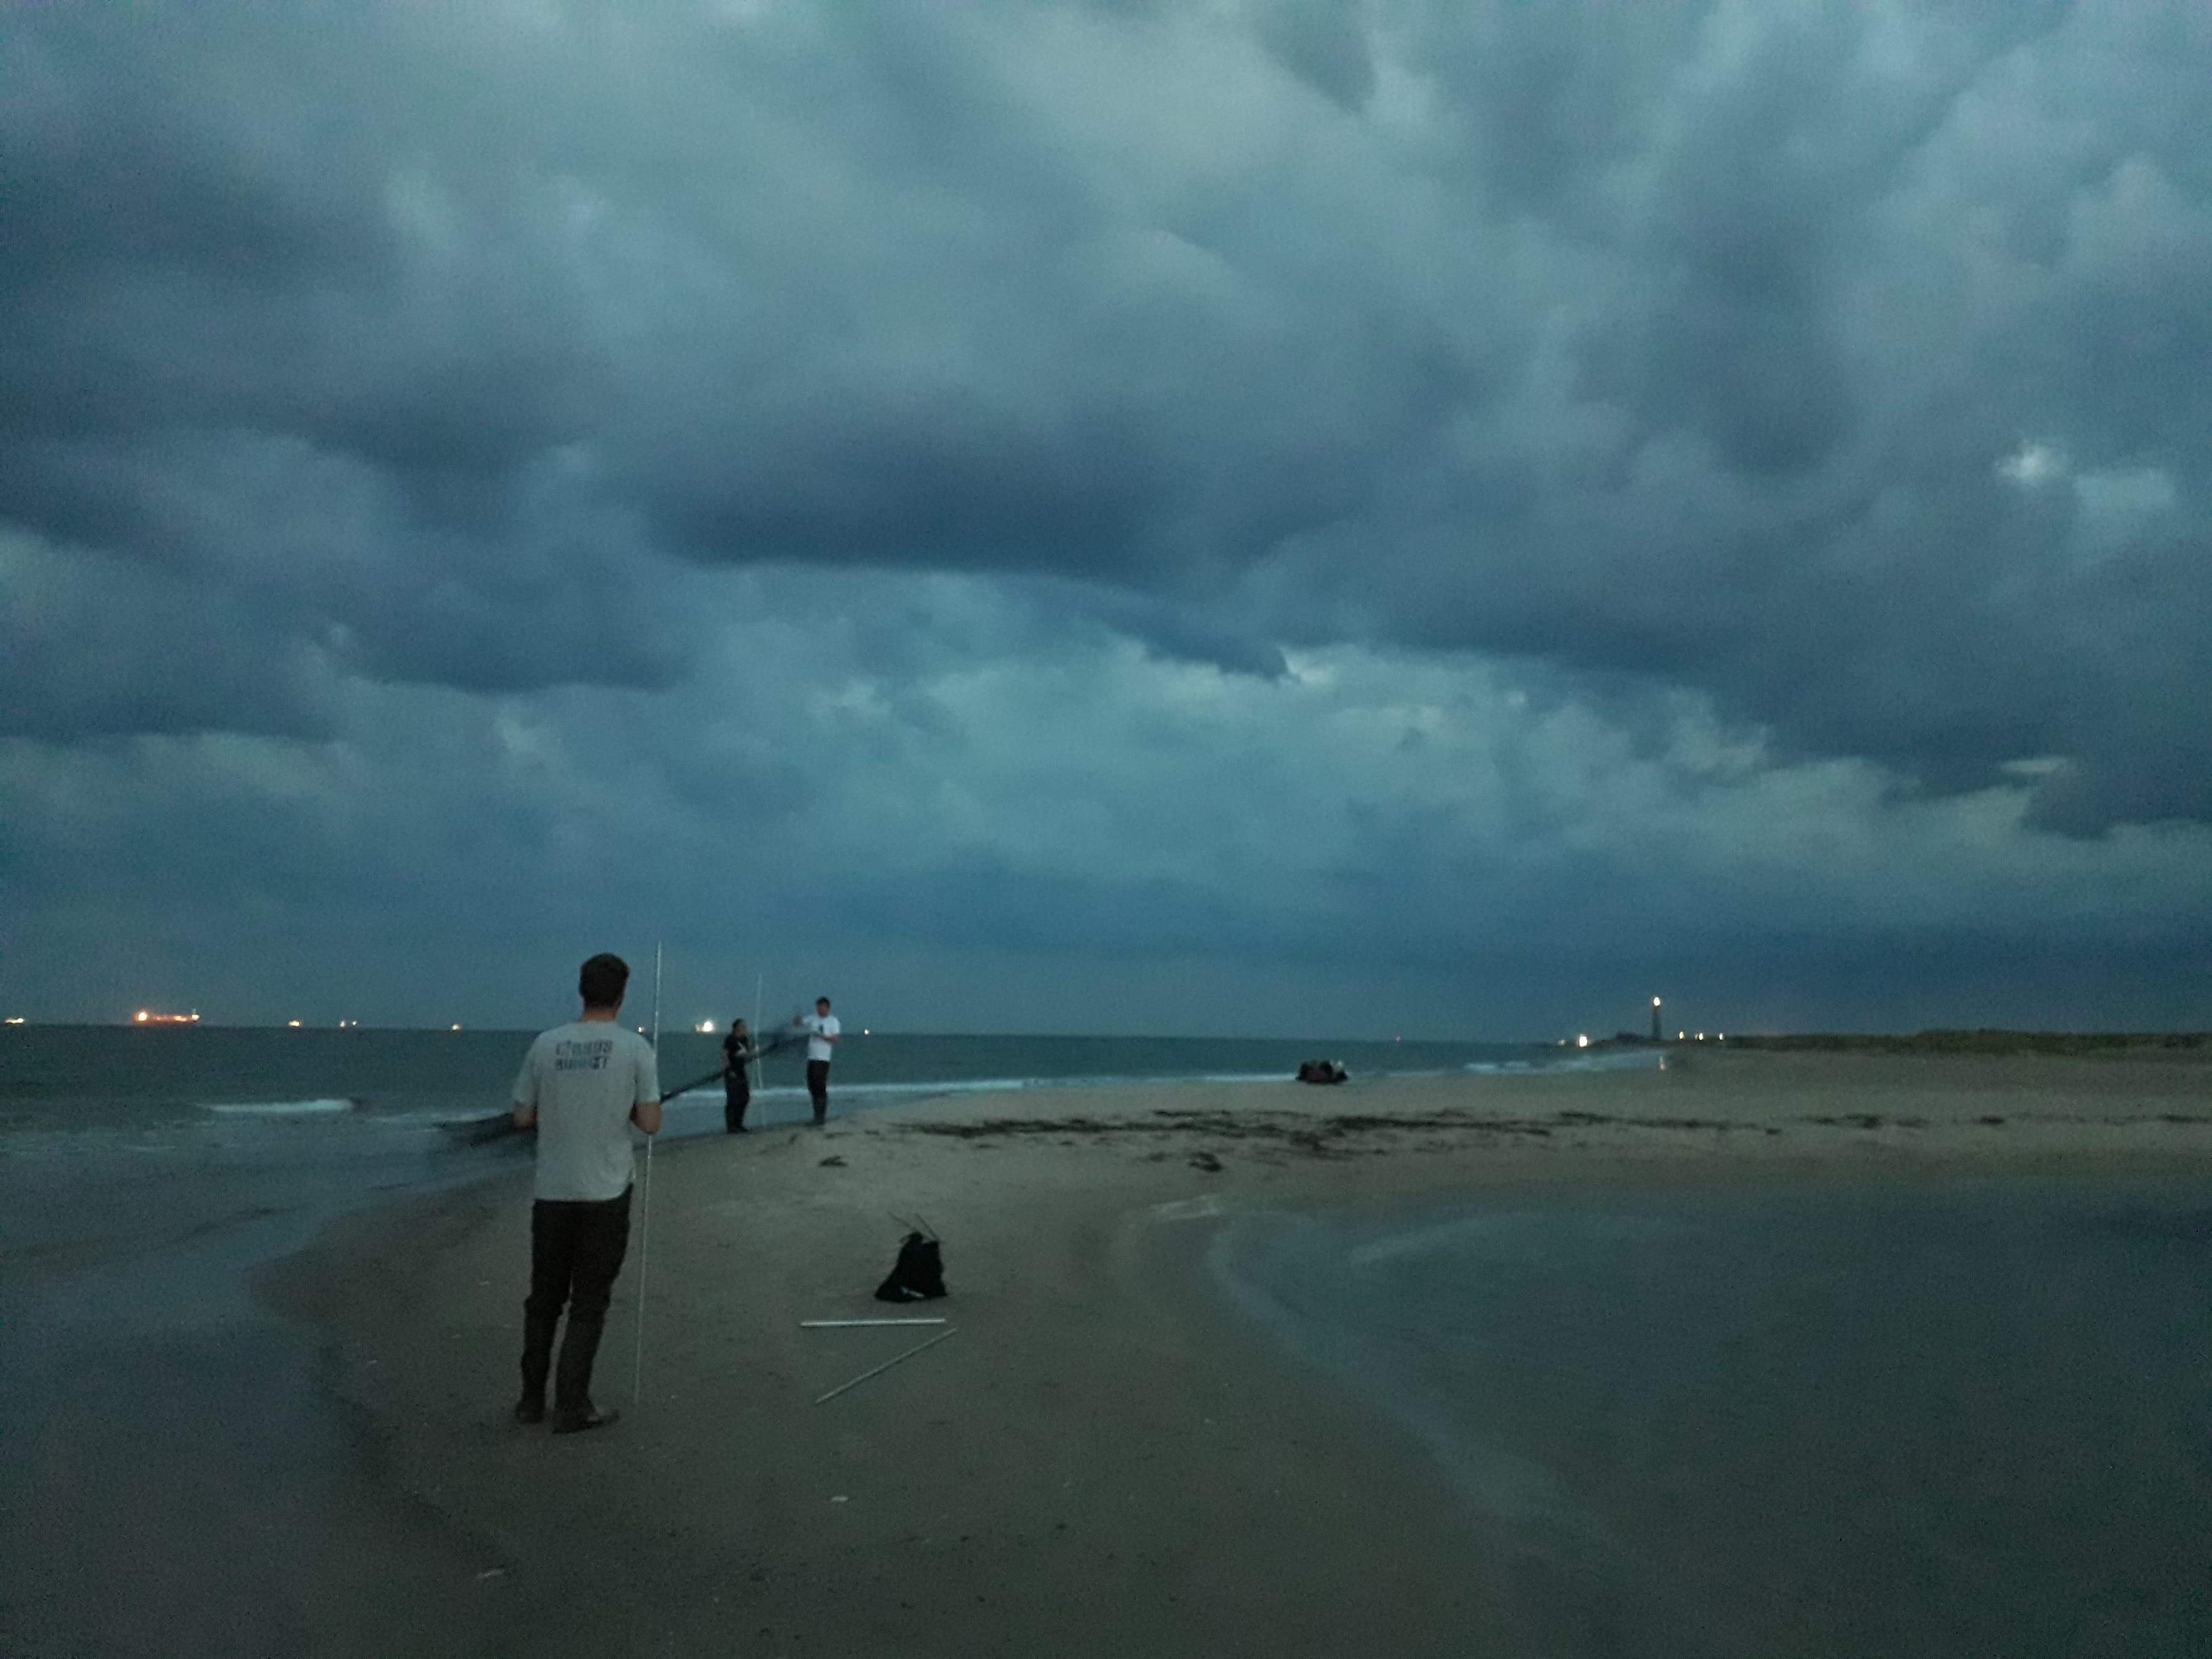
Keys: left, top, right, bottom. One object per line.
{"left": 511, "top": 1045, "right": 538, "bottom": 1129}
{"left": 631, "top": 1039, "right": 663, "bottom": 1135}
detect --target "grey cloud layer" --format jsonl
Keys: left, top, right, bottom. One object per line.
{"left": 9, "top": 574, "right": 2206, "bottom": 1030}
{"left": 7, "top": 0, "right": 2208, "bottom": 831}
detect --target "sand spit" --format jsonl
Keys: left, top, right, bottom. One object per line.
{"left": 269, "top": 1051, "right": 2212, "bottom": 1657}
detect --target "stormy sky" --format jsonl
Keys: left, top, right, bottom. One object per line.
{"left": 4, "top": 0, "right": 2209, "bottom": 1037}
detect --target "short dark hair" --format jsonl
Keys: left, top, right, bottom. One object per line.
{"left": 579, "top": 954, "right": 630, "bottom": 1009}
{"left": 816, "top": 995, "right": 832, "bottom": 1008}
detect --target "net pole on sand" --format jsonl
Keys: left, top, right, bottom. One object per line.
{"left": 635, "top": 942, "right": 662, "bottom": 1407}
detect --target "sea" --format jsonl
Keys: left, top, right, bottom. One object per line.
{"left": 1214, "top": 1180, "right": 2212, "bottom": 1658}
{"left": 0, "top": 1022, "right": 1562, "bottom": 1657}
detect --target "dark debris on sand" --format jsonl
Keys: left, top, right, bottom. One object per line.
{"left": 882, "top": 1102, "right": 2209, "bottom": 1158}
{"left": 890, "top": 1107, "right": 1771, "bottom": 1159}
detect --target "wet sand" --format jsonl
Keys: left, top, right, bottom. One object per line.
{"left": 269, "top": 1051, "right": 2212, "bottom": 1656}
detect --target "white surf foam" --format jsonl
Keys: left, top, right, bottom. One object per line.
{"left": 198, "top": 1097, "right": 357, "bottom": 1118}
{"left": 1467, "top": 1048, "right": 1666, "bottom": 1076}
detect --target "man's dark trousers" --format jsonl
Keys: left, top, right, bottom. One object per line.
{"left": 519, "top": 1189, "right": 631, "bottom": 1416}
{"left": 723, "top": 1074, "right": 750, "bottom": 1132}
{"left": 806, "top": 1059, "right": 830, "bottom": 1124}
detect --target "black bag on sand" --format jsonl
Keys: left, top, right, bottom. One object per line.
{"left": 875, "top": 1232, "right": 947, "bottom": 1302}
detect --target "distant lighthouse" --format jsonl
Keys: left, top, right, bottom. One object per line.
{"left": 1651, "top": 996, "right": 1663, "bottom": 1043}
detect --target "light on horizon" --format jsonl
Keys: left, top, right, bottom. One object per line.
{"left": 287, "top": 1020, "right": 302, "bottom": 1028}
{"left": 3, "top": 1017, "right": 24, "bottom": 1026}
{"left": 450, "top": 1023, "right": 462, "bottom": 1031}
{"left": 696, "top": 1020, "right": 715, "bottom": 1034}
{"left": 1576, "top": 1033, "right": 1590, "bottom": 1048}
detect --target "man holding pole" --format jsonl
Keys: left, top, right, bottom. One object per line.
{"left": 510, "top": 952, "right": 661, "bottom": 1434}
{"left": 721, "top": 1018, "right": 755, "bottom": 1133}
{"left": 803, "top": 995, "right": 840, "bottom": 1125}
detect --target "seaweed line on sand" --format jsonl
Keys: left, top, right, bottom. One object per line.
{"left": 888, "top": 1107, "right": 2212, "bottom": 1153}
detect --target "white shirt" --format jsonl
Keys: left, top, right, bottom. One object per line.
{"left": 511, "top": 1021, "right": 660, "bottom": 1202}
{"left": 805, "top": 1013, "right": 841, "bottom": 1063}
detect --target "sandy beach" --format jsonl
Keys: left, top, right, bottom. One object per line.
{"left": 265, "top": 1051, "right": 2212, "bottom": 1657}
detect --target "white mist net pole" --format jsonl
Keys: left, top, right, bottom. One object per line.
{"left": 635, "top": 941, "right": 662, "bottom": 1405}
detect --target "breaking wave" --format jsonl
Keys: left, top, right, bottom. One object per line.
{"left": 198, "top": 1097, "right": 358, "bottom": 1118}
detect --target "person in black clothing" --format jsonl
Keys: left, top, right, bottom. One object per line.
{"left": 722, "top": 1018, "right": 755, "bottom": 1133}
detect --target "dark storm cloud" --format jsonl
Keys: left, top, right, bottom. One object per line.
{"left": 3, "top": 0, "right": 2210, "bottom": 842}
{"left": 17, "top": 603, "right": 2203, "bottom": 1031}
{"left": 1252, "top": 0, "right": 1378, "bottom": 111}
{"left": 1246, "top": 1, "right": 2212, "bottom": 830}
{"left": 1009, "top": 579, "right": 1289, "bottom": 679}
{"left": 0, "top": 533, "right": 336, "bottom": 741}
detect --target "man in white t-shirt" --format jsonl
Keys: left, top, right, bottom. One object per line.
{"left": 802, "top": 995, "right": 840, "bottom": 1125}
{"left": 509, "top": 952, "right": 661, "bottom": 1434}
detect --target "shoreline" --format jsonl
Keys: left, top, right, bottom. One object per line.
{"left": 265, "top": 1051, "right": 2212, "bottom": 1655}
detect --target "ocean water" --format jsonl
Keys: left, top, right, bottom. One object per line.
{"left": 0, "top": 1023, "right": 1563, "bottom": 1657}
{"left": 1214, "top": 1181, "right": 2212, "bottom": 1658}
{"left": 0, "top": 1023, "right": 1568, "bottom": 1134}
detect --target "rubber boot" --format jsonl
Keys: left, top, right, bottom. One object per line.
{"left": 552, "top": 1312, "right": 606, "bottom": 1423}
{"left": 517, "top": 1306, "right": 559, "bottom": 1421}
